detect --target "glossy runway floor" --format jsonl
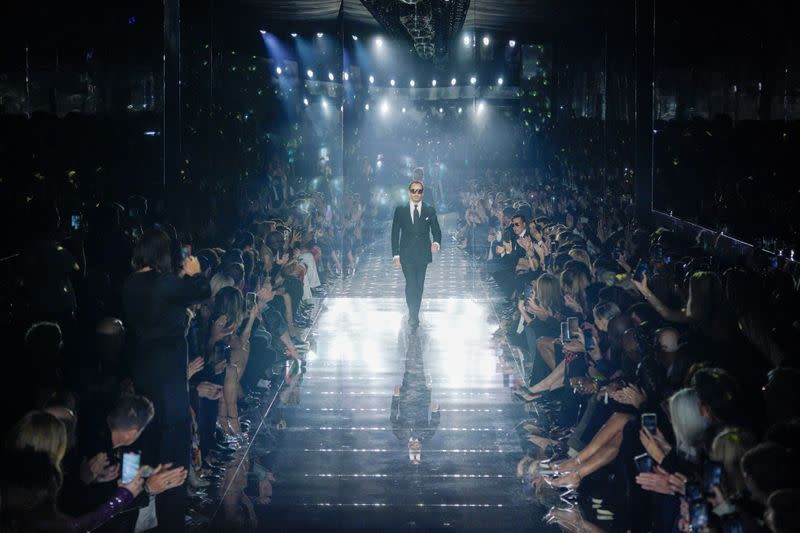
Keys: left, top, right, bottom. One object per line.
{"left": 202, "top": 217, "right": 554, "bottom": 532}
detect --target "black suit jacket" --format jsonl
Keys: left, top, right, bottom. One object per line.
{"left": 391, "top": 202, "right": 442, "bottom": 266}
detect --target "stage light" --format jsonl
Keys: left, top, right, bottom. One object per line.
{"left": 303, "top": 98, "right": 309, "bottom": 106}
{"left": 410, "top": 80, "right": 415, "bottom": 87}
{"left": 369, "top": 75, "right": 375, "bottom": 84}
{"left": 352, "top": 35, "right": 358, "bottom": 41}
{"left": 259, "top": 30, "right": 266, "bottom": 35}
{"left": 463, "top": 35, "right": 470, "bottom": 47}
{"left": 431, "top": 79, "right": 437, "bottom": 87}
{"left": 276, "top": 67, "right": 282, "bottom": 75}
{"left": 381, "top": 100, "right": 389, "bottom": 114}
{"left": 307, "top": 69, "right": 314, "bottom": 78}
{"left": 458, "top": 107, "right": 462, "bottom": 114}
{"left": 508, "top": 40, "right": 516, "bottom": 48}
{"left": 365, "top": 103, "right": 370, "bottom": 110}
{"left": 470, "top": 76, "right": 477, "bottom": 85}
{"left": 439, "top": 107, "right": 443, "bottom": 113}
{"left": 451, "top": 78, "right": 457, "bottom": 86}
{"left": 497, "top": 77, "right": 504, "bottom": 85}
{"left": 402, "top": 107, "right": 406, "bottom": 113}
{"left": 478, "top": 101, "right": 485, "bottom": 111}
{"left": 376, "top": 37, "right": 383, "bottom": 47}
{"left": 482, "top": 36, "right": 490, "bottom": 46}
{"left": 321, "top": 99, "right": 328, "bottom": 109}
{"left": 328, "top": 72, "right": 334, "bottom": 81}
{"left": 291, "top": 33, "right": 298, "bottom": 38}
{"left": 343, "top": 72, "right": 349, "bottom": 81}
{"left": 316, "top": 32, "right": 323, "bottom": 38}
{"left": 390, "top": 79, "right": 395, "bottom": 86}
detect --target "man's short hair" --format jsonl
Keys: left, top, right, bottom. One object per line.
{"left": 107, "top": 395, "right": 154, "bottom": 432}
{"left": 408, "top": 180, "right": 424, "bottom": 191}
{"left": 412, "top": 167, "right": 424, "bottom": 180}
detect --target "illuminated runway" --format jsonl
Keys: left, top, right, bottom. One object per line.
{"left": 206, "top": 216, "right": 549, "bottom": 531}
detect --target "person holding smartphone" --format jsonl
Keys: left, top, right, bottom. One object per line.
{"left": 122, "top": 229, "right": 210, "bottom": 531}
{"left": 391, "top": 171, "right": 442, "bottom": 329}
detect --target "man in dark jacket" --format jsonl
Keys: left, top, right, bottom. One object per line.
{"left": 391, "top": 171, "right": 442, "bottom": 329}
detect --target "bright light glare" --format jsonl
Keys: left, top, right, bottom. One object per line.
{"left": 482, "top": 36, "right": 490, "bottom": 46}
{"left": 321, "top": 99, "right": 328, "bottom": 109}
{"left": 463, "top": 35, "right": 470, "bottom": 46}
{"left": 259, "top": 30, "right": 266, "bottom": 35}
{"left": 316, "top": 32, "right": 323, "bottom": 38}
{"left": 303, "top": 98, "right": 309, "bottom": 106}
{"left": 376, "top": 37, "right": 383, "bottom": 47}
{"left": 328, "top": 72, "right": 334, "bottom": 81}
{"left": 478, "top": 101, "right": 485, "bottom": 111}
{"left": 409, "top": 80, "right": 415, "bottom": 87}
{"left": 307, "top": 69, "right": 314, "bottom": 78}
{"left": 276, "top": 67, "right": 282, "bottom": 75}
{"left": 365, "top": 103, "right": 370, "bottom": 111}
{"left": 451, "top": 78, "right": 457, "bottom": 86}
{"left": 369, "top": 75, "right": 375, "bottom": 84}
{"left": 509, "top": 40, "right": 516, "bottom": 48}
{"left": 497, "top": 77, "right": 504, "bottom": 85}
{"left": 402, "top": 107, "right": 406, "bottom": 113}
{"left": 390, "top": 79, "right": 395, "bottom": 87}
{"left": 381, "top": 101, "right": 389, "bottom": 114}
{"left": 343, "top": 72, "right": 349, "bottom": 81}
{"left": 470, "top": 76, "right": 477, "bottom": 85}
{"left": 291, "top": 33, "right": 298, "bottom": 38}
{"left": 438, "top": 107, "right": 443, "bottom": 113}
{"left": 431, "top": 79, "right": 437, "bottom": 87}
{"left": 458, "top": 107, "right": 463, "bottom": 114}
{"left": 352, "top": 35, "right": 358, "bottom": 41}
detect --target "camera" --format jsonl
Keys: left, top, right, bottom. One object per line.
{"left": 522, "top": 284, "right": 533, "bottom": 303}
{"left": 641, "top": 412, "right": 657, "bottom": 434}
{"left": 560, "top": 322, "right": 571, "bottom": 344}
{"left": 634, "top": 452, "right": 655, "bottom": 473}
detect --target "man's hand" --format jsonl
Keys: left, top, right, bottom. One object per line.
{"left": 636, "top": 466, "right": 674, "bottom": 495}
{"left": 495, "top": 245, "right": 505, "bottom": 256}
{"left": 431, "top": 242, "right": 440, "bottom": 253}
{"left": 393, "top": 256, "right": 401, "bottom": 268}
{"left": 96, "top": 463, "right": 121, "bottom": 483}
{"left": 181, "top": 256, "right": 201, "bottom": 277}
{"left": 187, "top": 357, "right": 204, "bottom": 380}
{"left": 80, "top": 452, "right": 110, "bottom": 484}
{"left": 197, "top": 381, "right": 223, "bottom": 400}
{"left": 145, "top": 463, "right": 188, "bottom": 495}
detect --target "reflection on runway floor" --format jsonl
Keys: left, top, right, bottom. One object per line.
{"left": 191, "top": 220, "right": 561, "bottom": 532}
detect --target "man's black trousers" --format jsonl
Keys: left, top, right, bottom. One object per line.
{"left": 401, "top": 261, "right": 428, "bottom": 321}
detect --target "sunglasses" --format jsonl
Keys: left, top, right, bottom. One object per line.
{"left": 513, "top": 222, "right": 523, "bottom": 227}
{"left": 410, "top": 188, "right": 424, "bottom": 194}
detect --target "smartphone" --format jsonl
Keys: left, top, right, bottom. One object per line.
{"left": 522, "top": 284, "right": 533, "bottom": 303}
{"left": 121, "top": 451, "right": 140, "bottom": 484}
{"left": 180, "top": 244, "right": 192, "bottom": 261}
{"left": 633, "top": 260, "right": 649, "bottom": 282}
{"left": 634, "top": 452, "right": 654, "bottom": 473}
{"left": 70, "top": 214, "right": 81, "bottom": 230}
{"left": 690, "top": 502, "right": 709, "bottom": 531}
{"left": 560, "top": 322, "right": 571, "bottom": 344}
{"left": 583, "top": 328, "right": 594, "bottom": 351}
{"left": 567, "top": 317, "right": 580, "bottom": 338}
{"left": 685, "top": 481, "right": 703, "bottom": 503}
{"left": 703, "top": 460, "right": 723, "bottom": 494}
{"left": 641, "top": 412, "right": 657, "bottom": 434}
{"left": 246, "top": 291, "right": 257, "bottom": 310}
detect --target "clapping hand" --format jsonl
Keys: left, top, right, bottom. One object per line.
{"left": 144, "top": 463, "right": 188, "bottom": 495}
{"left": 639, "top": 426, "right": 671, "bottom": 464}
{"left": 81, "top": 452, "right": 111, "bottom": 484}
{"left": 187, "top": 356, "right": 204, "bottom": 379}
{"left": 609, "top": 384, "right": 646, "bottom": 408}
{"left": 197, "top": 381, "right": 223, "bottom": 400}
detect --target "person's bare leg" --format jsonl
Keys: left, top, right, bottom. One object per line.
{"left": 554, "top": 413, "right": 632, "bottom": 472}
{"left": 538, "top": 337, "right": 557, "bottom": 370}
{"left": 528, "top": 360, "right": 565, "bottom": 394}
{"left": 551, "top": 431, "right": 623, "bottom": 487}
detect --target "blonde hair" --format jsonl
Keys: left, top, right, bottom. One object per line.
{"left": 710, "top": 427, "right": 756, "bottom": 497}
{"left": 210, "top": 273, "right": 235, "bottom": 299}
{"left": 568, "top": 248, "right": 592, "bottom": 274}
{"left": 7, "top": 411, "right": 67, "bottom": 468}
{"left": 668, "top": 388, "right": 709, "bottom": 462}
{"left": 536, "top": 273, "right": 564, "bottom": 316}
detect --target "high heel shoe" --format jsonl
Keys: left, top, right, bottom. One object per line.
{"left": 513, "top": 388, "right": 545, "bottom": 402}
{"left": 545, "top": 470, "right": 582, "bottom": 490}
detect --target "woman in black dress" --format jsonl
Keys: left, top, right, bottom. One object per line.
{"left": 122, "top": 229, "right": 210, "bottom": 531}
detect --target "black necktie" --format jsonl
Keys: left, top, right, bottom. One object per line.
{"left": 413, "top": 204, "right": 419, "bottom": 224}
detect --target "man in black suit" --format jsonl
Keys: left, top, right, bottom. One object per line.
{"left": 391, "top": 174, "right": 442, "bottom": 328}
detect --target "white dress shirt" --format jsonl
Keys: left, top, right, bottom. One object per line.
{"left": 393, "top": 202, "right": 439, "bottom": 260}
